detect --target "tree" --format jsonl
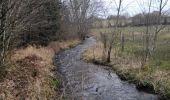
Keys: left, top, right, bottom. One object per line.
{"left": 0, "top": 0, "right": 61, "bottom": 79}
{"left": 16, "top": 0, "right": 61, "bottom": 45}
{"left": 63, "top": 0, "right": 103, "bottom": 40}
{"left": 140, "top": 0, "right": 152, "bottom": 67}
{"left": 151, "top": 0, "right": 168, "bottom": 53}
{"left": 107, "top": 0, "right": 123, "bottom": 62}
{"left": 0, "top": 0, "right": 17, "bottom": 80}
{"left": 138, "top": 0, "right": 169, "bottom": 67}
{"left": 0, "top": 0, "right": 10, "bottom": 64}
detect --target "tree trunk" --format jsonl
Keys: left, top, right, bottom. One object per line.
{"left": 107, "top": 46, "right": 112, "bottom": 63}
{"left": 0, "top": 0, "right": 8, "bottom": 64}
{"left": 107, "top": 40, "right": 113, "bottom": 63}
{"left": 121, "top": 32, "right": 125, "bottom": 52}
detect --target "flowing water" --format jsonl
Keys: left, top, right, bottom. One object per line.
{"left": 56, "top": 37, "right": 158, "bottom": 100}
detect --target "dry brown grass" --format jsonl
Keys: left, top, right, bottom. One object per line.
{"left": 82, "top": 42, "right": 103, "bottom": 61}
{"left": 90, "top": 32, "right": 101, "bottom": 39}
{"left": 11, "top": 46, "right": 54, "bottom": 64}
{"left": 0, "top": 39, "right": 80, "bottom": 100}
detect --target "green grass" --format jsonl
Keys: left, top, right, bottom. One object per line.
{"left": 92, "top": 26, "right": 170, "bottom": 71}
{"left": 52, "top": 78, "right": 61, "bottom": 89}
{"left": 91, "top": 26, "right": 146, "bottom": 33}
{"left": 91, "top": 25, "right": 170, "bottom": 34}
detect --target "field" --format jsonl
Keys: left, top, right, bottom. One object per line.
{"left": 83, "top": 26, "right": 170, "bottom": 99}
{"left": 91, "top": 26, "right": 170, "bottom": 70}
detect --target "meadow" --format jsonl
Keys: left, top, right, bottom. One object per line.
{"left": 91, "top": 26, "right": 170, "bottom": 70}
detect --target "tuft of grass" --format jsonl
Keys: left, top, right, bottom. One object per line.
{"left": 52, "top": 78, "right": 61, "bottom": 89}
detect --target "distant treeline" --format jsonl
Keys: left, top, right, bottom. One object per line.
{"left": 92, "top": 11, "right": 170, "bottom": 28}
{"left": 131, "top": 11, "right": 170, "bottom": 26}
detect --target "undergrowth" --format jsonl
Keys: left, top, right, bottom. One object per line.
{"left": 0, "top": 39, "right": 80, "bottom": 100}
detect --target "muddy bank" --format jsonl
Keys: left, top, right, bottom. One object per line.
{"left": 56, "top": 37, "right": 158, "bottom": 100}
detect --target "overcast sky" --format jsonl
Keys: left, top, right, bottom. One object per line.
{"left": 102, "top": 0, "right": 170, "bottom": 17}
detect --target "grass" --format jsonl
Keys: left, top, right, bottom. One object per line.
{"left": 83, "top": 26, "right": 170, "bottom": 99}
{"left": 0, "top": 39, "right": 80, "bottom": 100}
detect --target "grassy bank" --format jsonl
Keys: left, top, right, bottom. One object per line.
{"left": 0, "top": 39, "right": 80, "bottom": 100}
{"left": 82, "top": 27, "right": 170, "bottom": 99}
{"left": 82, "top": 42, "right": 170, "bottom": 99}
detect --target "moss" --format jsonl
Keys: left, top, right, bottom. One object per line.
{"left": 52, "top": 78, "right": 61, "bottom": 89}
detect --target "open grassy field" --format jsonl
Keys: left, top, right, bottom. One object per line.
{"left": 91, "top": 26, "right": 170, "bottom": 70}
{"left": 83, "top": 26, "right": 170, "bottom": 99}
{"left": 91, "top": 26, "right": 170, "bottom": 34}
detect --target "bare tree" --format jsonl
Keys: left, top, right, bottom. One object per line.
{"left": 0, "top": 0, "right": 11, "bottom": 64}
{"left": 100, "top": 32, "right": 108, "bottom": 61}
{"left": 140, "top": 0, "right": 153, "bottom": 67}
{"left": 107, "top": 0, "right": 123, "bottom": 62}
{"left": 0, "top": 0, "right": 61, "bottom": 66}
{"left": 137, "top": 0, "right": 170, "bottom": 67}
{"left": 151, "top": 0, "right": 169, "bottom": 53}
{"left": 120, "top": 30, "right": 125, "bottom": 52}
{"left": 65, "top": 0, "right": 103, "bottom": 40}
{"left": 0, "top": 0, "right": 19, "bottom": 79}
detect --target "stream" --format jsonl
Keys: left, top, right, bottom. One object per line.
{"left": 56, "top": 37, "right": 158, "bottom": 100}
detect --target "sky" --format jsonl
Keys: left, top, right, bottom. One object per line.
{"left": 102, "top": 0, "right": 170, "bottom": 17}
